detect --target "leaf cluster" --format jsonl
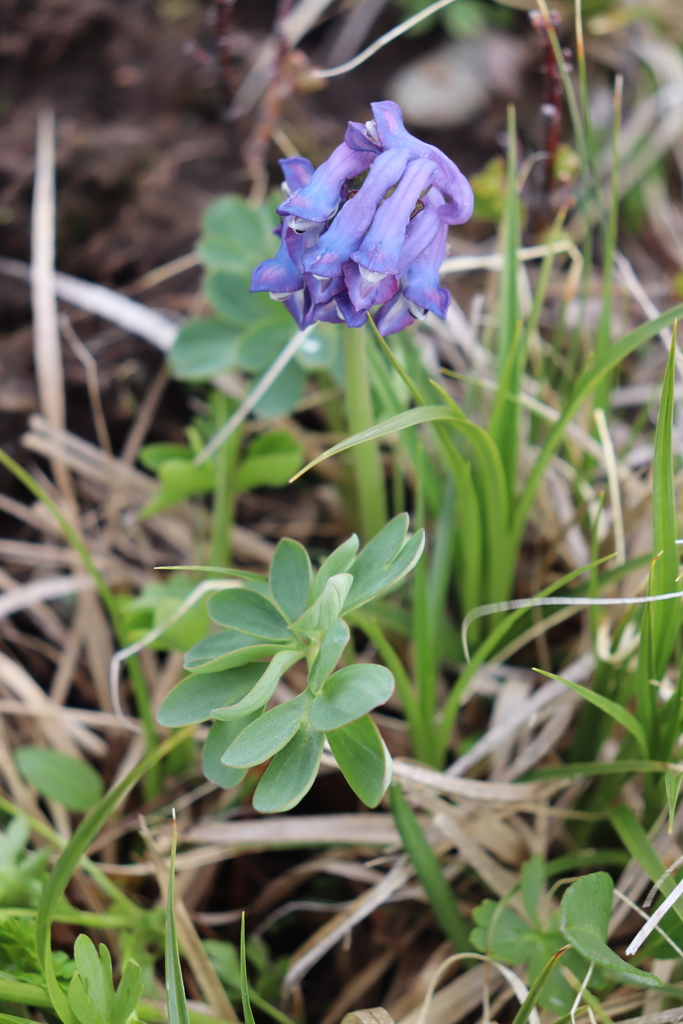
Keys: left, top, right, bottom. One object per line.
{"left": 158, "top": 514, "right": 425, "bottom": 812}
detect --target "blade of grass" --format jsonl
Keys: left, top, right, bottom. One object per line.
{"left": 240, "top": 914, "right": 257, "bottom": 1024}
{"left": 533, "top": 668, "right": 648, "bottom": 756}
{"left": 510, "top": 947, "right": 569, "bottom": 1024}
{"left": 166, "top": 812, "right": 191, "bottom": 1024}
{"left": 390, "top": 785, "right": 469, "bottom": 951}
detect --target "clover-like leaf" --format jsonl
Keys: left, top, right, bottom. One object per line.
{"left": 308, "top": 619, "right": 351, "bottom": 693}
{"left": 207, "top": 588, "right": 292, "bottom": 640}
{"left": 560, "top": 873, "right": 660, "bottom": 987}
{"left": 222, "top": 692, "right": 312, "bottom": 768}
{"left": 157, "top": 665, "right": 264, "bottom": 726}
{"left": 252, "top": 723, "right": 324, "bottom": 813}
{"left": 327, "top": 715, "right": 391, "bottom": 807}
{"left": 184, "top": 630, "right": 288, "bottom": 674}
{"left": 309, "top": 664, "right": 394, "bottom": 731}
{"left": 15, "top": 748, "right": 104, "bottom": 814}
{"left": 211, "top": 650, "right": 302, "bottom": 721}
{"left": 269, "top": 538, "right": 312, "bottom": 622}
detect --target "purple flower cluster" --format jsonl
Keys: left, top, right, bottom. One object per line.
{"left": 251, "top": 101, "right": 473, "bottom": 336}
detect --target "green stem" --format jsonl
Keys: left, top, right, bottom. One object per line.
{"left": 342, "top": 325, "right": 388, "bottom": 540}
{"left": 209, "top": 392, "right": 240, "bottom": 569}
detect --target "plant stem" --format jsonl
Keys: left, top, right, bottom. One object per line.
{"left": 342, "top": 325, "right": 388, "bottom": 540}
{"left": 209, "top": 391, "right": 240, "bottom": 569}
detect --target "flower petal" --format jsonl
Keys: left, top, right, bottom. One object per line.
{"left": 345, "top": 120, "right": 382, "bottom": 153}
{"left": 403, "top": 218, "right": 451, "bottom": 318}
{"left": 351, "top": 157, "right": 436, "bottom": 275}
{"left": 343, "top": 261, "right": 398, "bottom": 311}
{"left": 278, "top": 143, "right": 376, "bottom": 224}
{"left": 371, "top": 101, "right": 474, "bottom": 225}
{"left": 302, "top": 148, "right": 410, "bottom": 279}
{"left": 373, "top": 290, "right": 416, "bottom": 336}
{"left": 280, "top": 156, "right": 314, "bottom": 192}
{"left": 251, "top": 233, "right": 304, "bottom": 295}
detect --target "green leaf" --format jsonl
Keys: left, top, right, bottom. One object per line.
{"left": 235, "top": 318, "right": 294, "bottom": 373}
{"left": 236, "top": 432, "right": 304, "bottom": 493}
{"left": 310, "top": 534, "right": 359, "bottom": 603}
{"left": 206, "top": 270, "right": 273, "bottom": 329}
{"left": 240, "top": 915, "right": 256, "bottom": 1024}
{"left": 309, "top": 664, "right": 394, "bottom": 731}
{"left": 269, "top": 538, "right": 312, "bottom": 622}
{"left": 157, "top": 665, "right": 264, "bottom": 726}
{"left": 521, "top": 855, "right": 546, "bottom": 929}
{"left": 343, "top": 515, "right": 426, "bottom": 612}
{"left": 534, "top": 669, "right": 648, "bottom": 756}
{"left": 207, "top": 588, "right": 292, "bottom": 640}
{"left": 471, "top": 900, "right": 537, "bottom": 963}
{"left": 650, "top": 330, "right": 682, "bottom": 677}
{"left": 201, "top": 195, "right": 275, "bottom": 259}
{"left": 252, "top": 723, "right": 324, "bottom": 813}
{"left": 140, "top": 456, "right": 215, "bottom": 518}
{"left": 202, "top": 719, "right": 253, "bottom": 789}
{"left": 68, "top": 936, "right": 114, "bottom": 1024}
{"left": 294, "top": 329, "right": 338, "bottom": 369}
{"left": 111, "top": 958, "right": 143, "bottom": 1024}
{"left": 510, "top": 946, "right": 568, "bottom": 1024}
{"left": 139, "top": 442, "right": 191, "bottom": 472}
{"left": 328, "top": 716, "right": 391, "bottom": 807}
{"left": 308, "top": 619, "right": 351, "bottom": 693}
{"left": 390, "top": 785, "right": 468, "bottom": 950}
{"left": 666, "top": 772, "right": 682, "bottom": 832}
{"left": 221, "top": 692, "right": 312, "bottom": 768}
{"left": 184, "top": 630, "right": 287, "bottom": 674}
{"left": 169, "top": 319, "right": 241, "bottom": 381}
{"left": 15, "top": 748, "right": 104, "bottom": 814}
{"left": 211, "top": 650, "right": 302, "bottom": 721}
{"left": 121, "top": 575, "right": 210, "bottom": 652}
{"left": 252, "top": 358, "right": 307, "bottom": 418}
{"left": 166, "top": 822, "right": 191, "bottom": 1024}
{"left": 291, "top": 574, "right": 353, "bottom": 638}
{"left": 291, "top": 406, "right": 457, "bottom": 482}
{"left": 560, "top": 872, "right": 660, "bottom": 986}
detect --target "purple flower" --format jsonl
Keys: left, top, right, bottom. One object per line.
{"left": 251, "top": 102, "right": 473, "bottom": 336}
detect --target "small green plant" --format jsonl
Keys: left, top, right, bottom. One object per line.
{"left": 472, "top": 863, "right": 659, "bottom": 1014}
{"left": 67, "top": 936, "right": 143, "bottom": 1024}
{"left": 158, "top": 513, "right": 424, "bottom": 812}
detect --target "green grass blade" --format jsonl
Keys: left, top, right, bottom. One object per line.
{"left": 510, "top": 946, "right": 568, "bottom": 1024}
{"left": 533, "top": 669, "right": 648, "bottom": 755}
{"left": 240, "top": 914, "right": 257, "bottom": 1024}
{"left": 390, "top": 785, "right": 469, "bottom": 951}
{"left": 166, "top": 815, "right": 191, "bottom": 1024}
{"left": 609, "top": 804, "right": 683, "bottom": 925}
{"left": 34, "top": 726, "right": 194, "bottom": 1024}
{"left": 650, "top": 327, "right": 681, "bottom": 677}
{"left": 290, "top": 406, "right": 455, "bottom": 482}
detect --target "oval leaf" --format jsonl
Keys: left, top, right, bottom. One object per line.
{"left": 269, "top": 538, "right": 312, "bottom": 622}
{"left": 207, "top": 589, "right": 291, "bottom": 640}
{"left": 184, "top": 631, "right": 287, "bottom": 674}
{"left": 252, "top": 724, "right": 324, "bottom": 813}
{"left": 15, "top": 748, "right": 104, "bottom": 813}
{"left": 309, "top": 619, "right": 351, "bottom": 693}
{"left": 203, "top": 719, "right": 254, "bottom": 789}
{"left": 327, "top": 715, "right": 392, "bottom": 807}
{"left": 221, "top": 692, "right": 311, "bottom": 768}
{"left": 309, "top": 664, "right": 394, "bottom": 731}
{"left": 212, "top": 650, "right": 301, "bottom": 721}
{"left": 157, "top": 665, "right": 263, "bottom": 726}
